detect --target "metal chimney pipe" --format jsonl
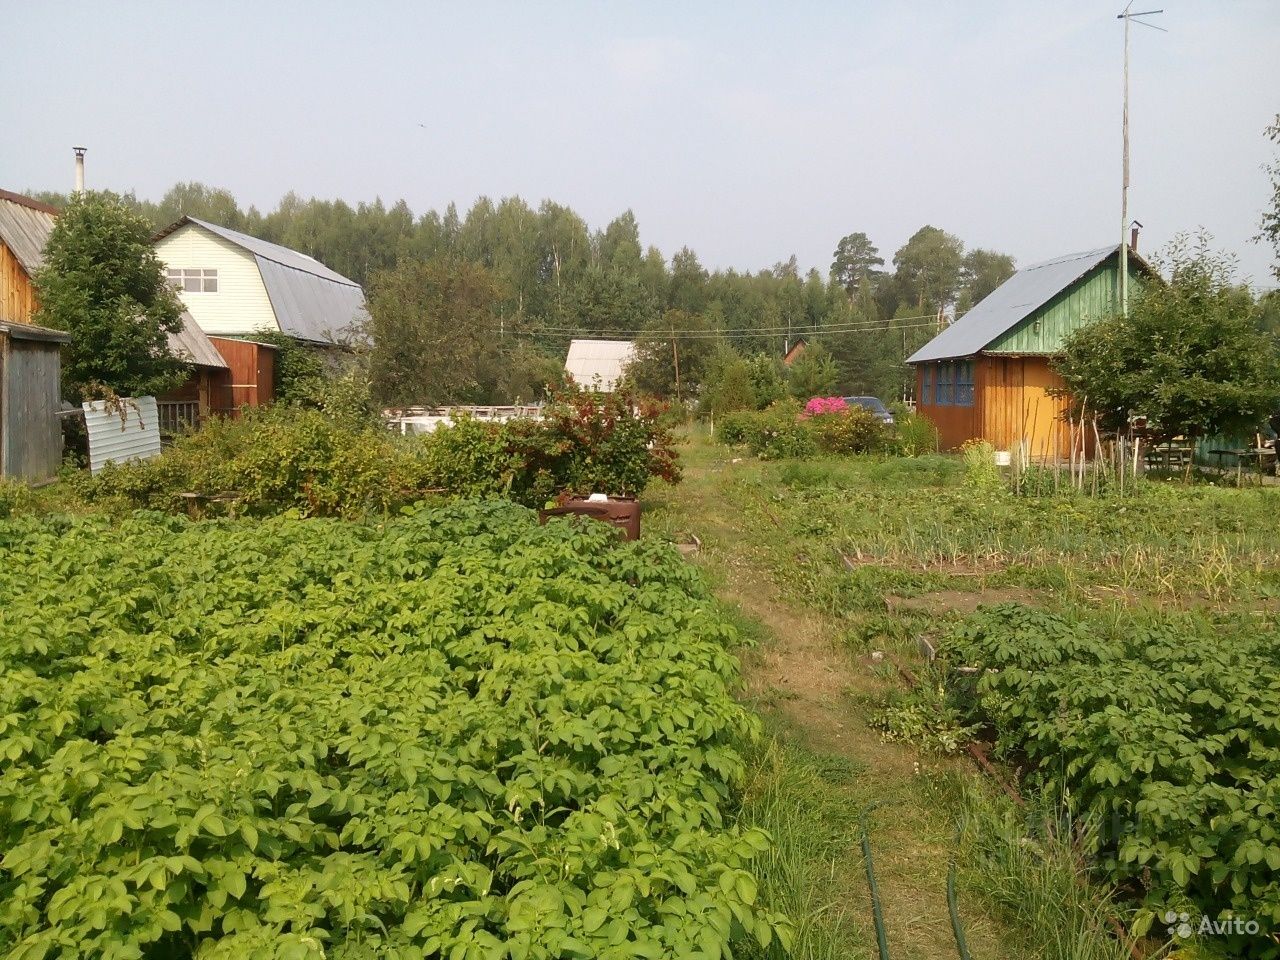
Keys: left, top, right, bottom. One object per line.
{"left": 73, "top": 146, "right": 86, "bottom": 193}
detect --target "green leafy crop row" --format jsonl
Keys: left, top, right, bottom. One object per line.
{"left": 0, "top": 503, "right": 786, "bottom": 959}
{"left": 939, "top": 604, "right": 1280, "bottom": 957}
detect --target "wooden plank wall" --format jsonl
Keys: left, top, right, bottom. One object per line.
{"left": 1, "top": 242, "right": 37, "bottom": 324}
{"left": 208, "top": 338, "right": 275, "bottom": 415}
{"left": 1, "top": 334, "right": 65, "bottom": 481}
{"left": 978, "top": 356, "right": 1073, "bottom": 460}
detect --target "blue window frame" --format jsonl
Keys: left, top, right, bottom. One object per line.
{"left": 956, "top": 360, "right": 974, "bottom": 407}
{"left": 921, "top": 365, "right": 933, "bottom": 405}
{"left": 937, "top": 362, "right": 954, "bottom": 405}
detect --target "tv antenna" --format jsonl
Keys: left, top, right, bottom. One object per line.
{"left": 1117, "top": 4, "right": 1165, "bottom": 316}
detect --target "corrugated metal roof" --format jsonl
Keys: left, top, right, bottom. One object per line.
{"left": 83, "top": 397, "right": 162, "bottom": 473}
{"left": 0, "top": 190, "right": 58, "bottom": 276}
{"left": 255, "top": 256, "right": 369, "bottom": 344}
{"left": 166, "top": 311, "right": 228, "bottom": 369}
{"left": 908, "top": 245, "right": 1125, "bottom": 364}
{"left": 152, "top": 216, "right": 369, "bottom": 344}
{"left": 0, "top": 320, "right": 71, "bottom": 343}
{"left": 564, "top": 339, "right": 636, "bottom": 392}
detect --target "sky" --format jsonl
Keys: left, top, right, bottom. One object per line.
{"left": 4, "top": 1, "right": 1278, "bottom": 286}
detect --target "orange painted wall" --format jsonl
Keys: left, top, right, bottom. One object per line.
{"left": 915, "top": 356, "right": 1077, "bottom": 459}
{"left": 1, "top": 241, "right": 38, "bottom": 324}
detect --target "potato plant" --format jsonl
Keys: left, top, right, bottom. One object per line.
{"left": 0, "top": 503, "right": 788, "bottom": 959}
{"left": 939, "top": 604, "right": 1280, "bottom": 957}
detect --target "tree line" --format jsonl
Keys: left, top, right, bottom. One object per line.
{"left": 31, "top": 182, "right": 1018, "bottom": 404}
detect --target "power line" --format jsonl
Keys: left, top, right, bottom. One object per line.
{"left": 513, "top": 320, "right": 942, "bottom": 341}
{"left": 518, "top": 312, "right": 943, "bottom": 337}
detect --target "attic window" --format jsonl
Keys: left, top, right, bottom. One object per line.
{"left": 167, "top": 268, "right": 218, "bottom": 293}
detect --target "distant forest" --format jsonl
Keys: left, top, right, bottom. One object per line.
{"left": 33, "top": 182, "right": 1020, "bottom": 402}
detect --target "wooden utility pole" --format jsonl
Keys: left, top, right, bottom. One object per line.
{"left": 670, "top": 320, "right": 682, "bottom": 404}
{"left": 1116, "top": 5, "right": 1164, "bottom": 317}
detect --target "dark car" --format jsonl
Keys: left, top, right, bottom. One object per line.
{"left": 842, "top": 396, "right": 895, "bottom": 425}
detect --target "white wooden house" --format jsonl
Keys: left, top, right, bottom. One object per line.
{"left": 151, "top": 217, "right": 368, "bottom": 345}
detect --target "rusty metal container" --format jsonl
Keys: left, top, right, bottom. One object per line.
{"left": 538, "top": 494, "right": 640, "bottom": 541}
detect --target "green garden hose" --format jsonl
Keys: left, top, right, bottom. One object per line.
{"left": 859, "top": 808, "right": 891, "bottom": 960}
{"left": 947, "top": 858, "right": 972, "bottom": 960}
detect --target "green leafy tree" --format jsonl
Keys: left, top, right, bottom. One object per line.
{"left": 1259, "top": 113, "right": 1280, "bottom": 282}
{"left": 628, "top": 310, "right": 722, "bottom": 400}
{"left": 366, "top": 257, "right": 504, "bottom": 405}
{"left": 700, "top": 348, "right": 758, "bottom": 416}
{"left": 1053, "top": 235, "right": 1280, "bottom": 440}
{"left": 830, "top": 232, "right": 884, "bottom": 294}
{"left": 957, "top": 248, "right": 1016, "bottom": 313}
{"left": 891, "top": 225, "right": 965, "bottom": 314}
{"left": 787, "top": 343, "right": 839, "bottom": 400}
{"left": 34, "top": 191, "right": 186, "bottom": 399}
{"left": 744, "top": 352, "right": 788, "bottom": 407}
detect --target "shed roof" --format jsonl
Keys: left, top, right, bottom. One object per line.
{"left": 564, "top": 339, "right": 636, "bottom": 392}
{"left": 167, "top": 311, "right": 228, "bottom": 369}
{"left": 152, "top": 216, "right": 369, "bottom": 345}
{"left": 0, "top": 320, "right": 71, "bottom": 344}
{"left": 0, "top": 189, "right": 59, "bottom": 276}
{"left": 907, "top": 244, "right": 1151, "bottom": 364}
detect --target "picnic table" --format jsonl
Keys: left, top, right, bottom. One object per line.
{"left": 1143, "top": 442, "right": 1194, "bottom": 470}
{"left": 1209, "top": 447, "right": 1277, "bottom": 485}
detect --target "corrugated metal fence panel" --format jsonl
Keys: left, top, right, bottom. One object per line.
{"left": 1, "top": 334, "right": 66, "bottom": 482}
{"left": 83, "top": 397, "right": 162, "bottom": 473}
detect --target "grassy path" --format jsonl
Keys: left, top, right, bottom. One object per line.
{"left": 644, "top": 439, "right": 1031, "bottom": 960}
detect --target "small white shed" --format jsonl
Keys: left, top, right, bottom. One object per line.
{"left": 564, "top": 339, "right": 636, "bottom": 393}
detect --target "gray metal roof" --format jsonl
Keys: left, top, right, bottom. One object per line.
{"left": 908, "top": 245, "right": 1120, "bottom": 364}
{"left": 153, "top": 216, "right": 369, "bottom": 344}
{"left": 0, "top": 190, "right": 58, "bottom": 276}
{"left": 166, "top": 310, "right": 228, "bottom": 369}
{"left": 255, "top": 256, "right": 369, "bottom": 345}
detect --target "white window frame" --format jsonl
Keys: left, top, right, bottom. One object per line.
{"left": 167, "top": 268, "right": 218, "bottom": 293}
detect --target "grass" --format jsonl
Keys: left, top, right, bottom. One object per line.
{"left": 733, "top": 736, "right": 867, "bottom": 960}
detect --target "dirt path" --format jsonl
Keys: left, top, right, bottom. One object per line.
{"left": 648, "top": 450, "right": 1029, "bottom": 960}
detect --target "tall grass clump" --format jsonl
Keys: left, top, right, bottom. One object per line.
{"left": 955, "top": 781, "right": 1135, "bottom": 960}
{"left": 734, "top": 739, "right": 864, "bottom": 960}
{"left": 960, "top": 439, "right": 1003, "bottom": 491}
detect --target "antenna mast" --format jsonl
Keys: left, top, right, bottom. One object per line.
{"left": 1116, "top": 4, "right": 1164, "bottom": 316}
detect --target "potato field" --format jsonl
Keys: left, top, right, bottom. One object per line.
{"left": 0, "top": 503, "right": 786, "bottom": 959}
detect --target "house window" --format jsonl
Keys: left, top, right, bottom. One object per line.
{"left": 167, "top": 268, "right": 218, "bottom": 293}
{"left": 921, "top": 365, "right": 933, "bottom": 405}
{"left": 937, "top": 362, "right": 953, "bottom": 405}
{"left": 956, "top": 360, "right": 974, "bottom": 406}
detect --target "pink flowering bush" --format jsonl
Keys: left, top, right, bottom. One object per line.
{"left": 803, "top": 396, "right": 848, "bottom": 418}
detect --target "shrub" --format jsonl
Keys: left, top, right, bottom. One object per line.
{"left": 505, "top": 389, "right": 681, "bottom": 502}
{"left": 0, "top": 479, "right": 32, "bottom": 519}
{"left": 802, "top": 396, "right": 848, "bottom": 417}
{"left": 890, "top": 410, "right": 940, "bottom": 457}
{"left": 807, "top": 406, "right": 887, "bottom": 454}
{"left": 75, "top": 387, "right": 680, "bottom": 516}
{"left": 76, "top": 407, "right": 430, "bottom": 518}
{"left": 717, "top": 410, "right": 762, "bottom": 448}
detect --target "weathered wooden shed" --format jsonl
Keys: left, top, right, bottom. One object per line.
{"left": 156, "top": 311, "right": 232, "bottom": 433}
{"left": 908, "top": 244, "right": 1156, "bottom": 458}
{"left": 1, "top": 321, "right": 71, "bottom": 482}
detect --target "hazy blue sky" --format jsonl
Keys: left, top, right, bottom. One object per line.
{"left": 4, "top": 1, "right": 1278, "bottom": 285}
